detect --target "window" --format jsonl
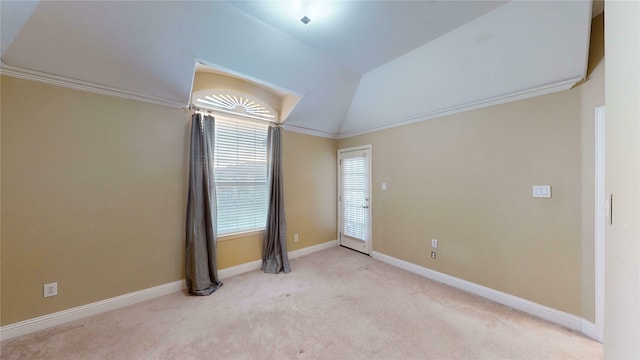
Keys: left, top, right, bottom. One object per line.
{"left": 196, "top": 92, "right": 277, "bottom": 122}
{"left": 193, "top": 89, "right": 276, "bottom": 235}
{"left": 214, "top": 117, "right": 269, "bottom": 235}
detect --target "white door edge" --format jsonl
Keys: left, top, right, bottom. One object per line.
{"left": 594, "top": 105, "right": 605, "bottom": 342}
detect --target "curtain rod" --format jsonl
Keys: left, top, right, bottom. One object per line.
{"left": 186, "top": 103, "right": 282, "bottom": 125}
{"left": 187, "top": 104, "right": 215, "bottom": 115}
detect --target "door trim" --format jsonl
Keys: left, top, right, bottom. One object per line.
{"left": 594, "top": 106, "right": 605, "bottom": 342}
{"left": 338, "top": 145, "right": 372, "bottom": 255}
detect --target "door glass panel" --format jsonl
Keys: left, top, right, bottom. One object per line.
{"left": 342, "top": 155, "right": 368, "bottom": 241}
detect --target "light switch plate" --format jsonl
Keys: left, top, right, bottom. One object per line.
{"left": 533, "top": 185, "right": 551, "bottom": 198}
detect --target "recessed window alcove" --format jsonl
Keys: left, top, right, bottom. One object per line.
{"left": 190, "top": 62, "right": 300, "bottom": 124}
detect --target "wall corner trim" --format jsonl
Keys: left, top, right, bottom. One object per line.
{"left": 282, "top": 124, "right": 338, "bottom": 139}
{"left": 371, "top": 251, "right": 601, "bottom": 342}
{"left": 0, "top": 240, "right": 338, "bottom": 341}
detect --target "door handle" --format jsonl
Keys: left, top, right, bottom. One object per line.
{"left": 362, "top": 205, "right": 369, "bottom": 209}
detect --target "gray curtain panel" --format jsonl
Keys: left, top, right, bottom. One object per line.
{"left": 262, "top": 125, "right": 291, "bottom": 274}
{"left": 185, "top": 113, "right": 223, "bottom": 295}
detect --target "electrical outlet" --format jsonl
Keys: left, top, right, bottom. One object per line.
{"left": 44, "top": 282, "right": 58, "bottom": 298}
{"left": 431, "top": 251, "right": 436, "bottom": 259}
{"left": 294, "top": 234, "right": 299, "bottom": 242}
{"left": 431, "top": 239, "right": 438, "bottom": 248}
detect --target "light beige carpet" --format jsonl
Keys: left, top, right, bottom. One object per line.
{"left": 1, "top": 247, "right": 601, "bottom": 359}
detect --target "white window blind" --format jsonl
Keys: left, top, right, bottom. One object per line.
{"left": 342, "top": 156, "right": 368, "bottom": 241}
{"left": 214, "top": 117, "right": 268, "bottom": 235}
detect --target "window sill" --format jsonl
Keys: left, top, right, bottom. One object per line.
{"left": 217, "top": 229, "right": 265, "bottom": 242}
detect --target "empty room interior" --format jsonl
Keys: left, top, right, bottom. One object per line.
{"left": 1, "top": 1, "right": 639, "bottom": 359}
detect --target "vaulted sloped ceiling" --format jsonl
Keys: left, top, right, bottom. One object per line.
{"left": 0, "top": 1, "right": 593, "bottom": 138}
{"left": 341, "top": 1, "right": 593, "bottom": 136}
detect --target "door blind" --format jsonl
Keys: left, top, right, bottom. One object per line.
{"left": 342, "top": 155, "right": 368, "bottom": 241}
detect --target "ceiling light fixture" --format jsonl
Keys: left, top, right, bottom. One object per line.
{"left": 300, "top": 16, "right": 311, "bottom": 25}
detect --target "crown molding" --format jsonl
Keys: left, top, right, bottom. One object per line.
{"left": 0, "top": 64, "right": 186, "bottom": 109}
{"left": 337, "top": 76, "right": 583, "bottom": 139}
{"left": 0, "top": 63, "right": 584, "bottom": 140}
{"left": 282, "top": 123, "right": 338, "bottom": 139}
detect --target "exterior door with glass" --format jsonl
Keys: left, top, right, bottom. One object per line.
{"left": 338, "top": 146, "right": 372, "bottom": 255}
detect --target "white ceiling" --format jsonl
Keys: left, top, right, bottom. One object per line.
{"left": 226, "top": 1, "right": 505, "bottom": 74}
{"left": 0, "top": 1, "right": 593, "bottom": 138}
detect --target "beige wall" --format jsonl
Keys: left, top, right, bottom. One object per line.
{"left": 216, "top": 129, "right": 337, "bottom": 269}
{"left": 1, "top": 77, "right": 188, "bottom": 325}
{"left": 0, "top": 77, "right": 337, "bottom": 325}
{"left": 338, "top": 15, "right": 604, "bottom": 319}
{"left": 282, "top": 130, "right": 337, "bottom": 251}
{"left": 603, "top": 2, "right": 640, "bottom": 358}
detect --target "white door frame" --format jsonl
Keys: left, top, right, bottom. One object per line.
{"left": 338, "top": 145, "right": 372, "bottom": 255}
{"left": 594, "top": 106, "right": 605, "bottom": 342}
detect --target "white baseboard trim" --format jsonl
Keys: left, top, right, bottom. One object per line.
{"left": 218, "top": 239, "right": 338, "bottom": 279}
{"left": 581, "top": 319, "right": 601, "bottom": 342}
{"left": 218, "top": 259, "right": 263, "bottom": 279}
{"left": 371, "top": 251, "right": 599, "bottom": 341}
{"left": 0, "top": 280, "right": 184, "bottom": 341}
{"left": 0, "top": 240, "right": 338, "bottom": 341}
{"left": 290, "top": 239, "right": 338, "bottom": 259}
